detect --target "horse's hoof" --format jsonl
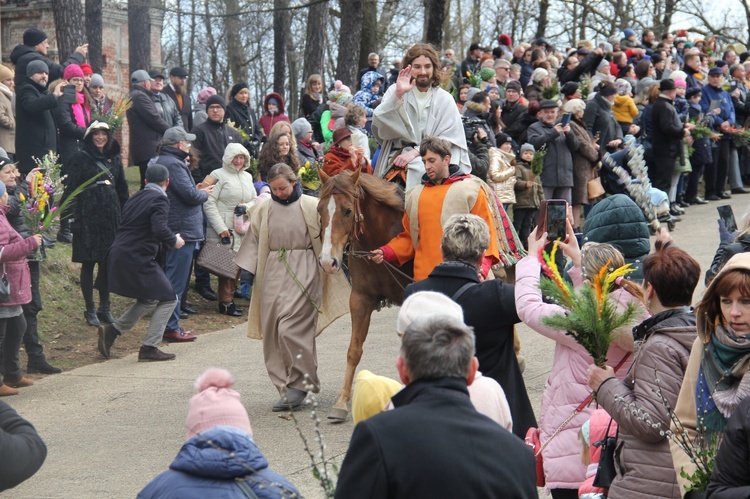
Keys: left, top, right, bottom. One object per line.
{"left": 327, "top": 407, "right": 349, "bottom": 423}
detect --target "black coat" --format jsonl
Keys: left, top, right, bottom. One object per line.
{"left": 405, "top": 262, "right": 538, "bottom": 439}
{"left": 583, "top": 93, "right": 623, "bottom": 152}
{"left": 225, "top": 100, "right": 263, "bottom": 146}
{"left": 126, "top": 85, "right": 171, "bottom": 165}
{"left": 0, "top": 400, "right": 47, "bottom": 492}
{"left": 191, "top": 119, "right": 240, "bottom": 182}
{"left": 163, "top": 84, "right": 193, "bottom": 131}
{"left": 98, "top": 186, "right": 177, "bottom": 301}
{"left": 706, "top": 396, "right": 750, "bottom": 498}
{"left": 68, "top": 140, "right": 129, "bottom": 263}
{"left": 652, "top": 96, "right": 685, "bottom": 157}
{"left": 334, "top": 377, "right": 538, "bottom": 499}
{"left": 7, "top": 181, "right": 32, "bottom": 240}
{"left": 502, "top": 100, "right": 529, "bottom": 143}
{"left": 9, "top": 44, "right": 84, "bottom": 87}
{"left": 55, "top": 94, "right": 90, "bottom": 168}
{"left": 557, "top": 51, "right": 604, "bottom": 84}
{"left": 706, "top": 234, "right": 750, "bottom": 285}
{"left": 15, "top": 79, "right": 58, "bottom": 174}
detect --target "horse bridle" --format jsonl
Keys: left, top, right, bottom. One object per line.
{"left": 330, "top": 186, "right": 365, "bottom": 241}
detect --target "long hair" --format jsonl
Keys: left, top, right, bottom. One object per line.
{"left": 304, "top": 74, "right": 323, "bottom": 100}
{"left": 402, "top": 43, "right": 442, "bottom": 88}
{"left": 581, "top": 242, "right": 645, "bottom": 304}
{"left": 258, "top": 130, "right": 299, "bottom": 181}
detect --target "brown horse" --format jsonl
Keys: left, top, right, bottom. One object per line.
{"left": 317, "top": 168, "right": 413, "bottom": 421}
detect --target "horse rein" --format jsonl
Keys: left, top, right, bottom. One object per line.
{"left": 327, "top": 187, "right": 414, "bottom": 289}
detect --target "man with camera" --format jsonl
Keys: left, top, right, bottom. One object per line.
{"left": 464, "top": 120, "right": 490, "bottom": 182}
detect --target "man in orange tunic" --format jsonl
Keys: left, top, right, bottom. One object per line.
{"left": 371, "top": 136, "right": 500, "bottom": 281}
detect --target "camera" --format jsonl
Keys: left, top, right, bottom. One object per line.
{"left": 462, "top": 116, "right": 487, "bottom": 142}
{"left": 221, "top": 230, "right": 233, "bottom": 245}
{"left": 234, "top": 205, "right": 247, "bottom": 216}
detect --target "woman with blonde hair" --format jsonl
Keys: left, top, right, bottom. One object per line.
{"left": 516, "top": 220, "right": 648, "bottom": 497}
{"left": 301, "top": 74, "right": 324, "bottom": 118}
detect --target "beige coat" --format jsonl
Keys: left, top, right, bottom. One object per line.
{"left": 235, "top": 195, "right": 350, "bottom": 339}
{"left": 0, "top": 83, "right": 15, "bottom": 154}
{"left": 204, "top": 143, "right": 256, "bottom": 252}
{"left": 487, "top": 147, "right": 517, "bottom": 204}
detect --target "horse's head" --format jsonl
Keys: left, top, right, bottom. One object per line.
{"left": 317, "top": 168, "right": 363, "bottom": 274}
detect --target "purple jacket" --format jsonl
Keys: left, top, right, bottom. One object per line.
{"left": 0, "top": 205, "right": 38, "bottom": 306}
{"left": 515, "top": 255, "right": 646, "bottom": 490}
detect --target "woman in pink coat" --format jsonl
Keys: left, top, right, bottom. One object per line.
{"left": 0, "top": 180, "right": 42, "bottom": 396}
{"left": 515, "top": 221, "right": 647, "bottom": 498}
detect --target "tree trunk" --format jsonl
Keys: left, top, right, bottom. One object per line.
{"left": 128, "top": 0, "right": 152, "bottom": 72}
{"left": 535, "top": 0, "right": 548, "bottom": 39}
{"left": 286, "top": 24, "right": 299, "bottom": 119}
{"left": 376, "top": 0, "right": 402, "bottom": 53}
{"left": 303, "top": 1, "right": 328, "bottom": 82}
{"left": 273, "top": 0, "right": 288, "bottom": 95}
{"left": 471, "top": 0, "right": 480, "bottom": 43}
{"left": 203, "top": 0, "right": 219, "bottom": 90}
{"left": 176, "top": 0, "right": 184, "bottom": 68}
{"left": 441, "top": 0, "right": 452, "bottom": 52}
{"left": 52, "top": 0, "right": 86, "bottom": 64}
{"left": 424, "top": 0, "right": 447, "bottom": 49}
{"left": 336, "top": 0, "right": 363, "bottom": 88}
{"left": 359, "top": 0, "right": 377, "bottom": 72}
{"left": 224, "top": 0, "right": 246, "bottom": 83}
{"left": 84, "top": 0, "right": 102, "bottom": 73}
{"left": 188, "top": 0, "right": 197, "bottom": 95}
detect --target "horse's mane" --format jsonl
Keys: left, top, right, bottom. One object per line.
{"left": 320, "top": 171, "right": 404, "bottom": 212}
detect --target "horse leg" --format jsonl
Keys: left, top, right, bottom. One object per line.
{"left": 328, "top": 292, "right": 376, "bottom": 422}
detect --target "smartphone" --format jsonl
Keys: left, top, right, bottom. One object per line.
{"left": 62, "top": 84, "right": 77, "bottom": 104}
{"left": 709, "top": 99, "right": 722, "bottom": 112}
{"left": 560, "top": 113, "right": 572, "bottom": 127}
{"left": 546, "top": 199, "right": 568, "bottom": 241}
{"left": 351, "top": 134, "right": 359, "bottom": 147}
{"left": 718, "top": 204, "right": 737, "bottom": 233}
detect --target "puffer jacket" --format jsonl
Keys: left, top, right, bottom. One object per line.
{"left": 154, "top": 145, "right": 207, "bottom": 242}
{"left": 352, "top": 70, "right": 383, "bottom": 116}
{"left": 137, "top": 426, "right": 300, "bottom": 499}
{"left": 583, "top": 194, "right": 650, "bottom": 282}
{"left": 596, "top": 308, "right": 696, "bottom": 499}
{"left": 0, "top": 83, "right": 15, "bottom": 154}
{"left": 204, "top": 143, "right": 256, "bottom": 252}
{"left": 515, "top": 256, "right": 644, "bottom": 490}
{"left": 0, "top": 204, "right": 39, "bottom": 306}
{"left": 578, "top": 408, "right": 618, "bottom": 497}
{"left": 487, "top": 147, "right": 516, "bottom": 204}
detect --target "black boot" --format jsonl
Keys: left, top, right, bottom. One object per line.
{"left": 96, "top": 306, "right": 115, "bottom": 325}
{"left": 57, "top": 219, "right": 73, "bottom": 243}
{"left": 27, "top": 357, "right": 62, "bottom": 374}
{"left": 84, "top": 309, "right": 101, "bottom": 327}
{"left": 97, "top": 324, "right": 119, "bottom": 359}
{"left": 218, "top": 302, "right": 243, "bottom": 317}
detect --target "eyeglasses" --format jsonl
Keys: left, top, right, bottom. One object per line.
{"left": 69, "top": 78, "right": 84, "bottom": 84}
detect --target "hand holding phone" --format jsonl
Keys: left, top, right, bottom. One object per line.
{"left": 544, "top": 199, "right": 568, "bottom": 241}
{"left": 718, "top": 204, "right": 737, "bottom": 233}
{"left": 560, "top": 113, "right": 572, "bottom": 127}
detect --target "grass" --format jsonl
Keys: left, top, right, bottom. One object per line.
{"left": 27, "top": 166, "right": 249, "bottom": 373}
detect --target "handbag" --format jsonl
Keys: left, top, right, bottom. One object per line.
{"left": 592, "top": 418, "right": 619, "bottom": 488}
{"left": 588, "top": 168, "right": 606, "bottom": 200}
{"left": 524, "top": 353, "right": 631, "bottom": 489}
{"left": 196, "top": 236, "right": 239, "bottom": 280}
{"left": 0, "top": 248, "right": 10, "bottom": 303}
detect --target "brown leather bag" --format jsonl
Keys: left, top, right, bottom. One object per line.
{"left": 588, "top": 167, "right": 605, "bottom": 200}
{"left": 196, "top": 238, "right": 239, "bottom": 280}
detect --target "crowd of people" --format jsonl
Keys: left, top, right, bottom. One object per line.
{"left": 2, "top": 22, "right": 750, "bottom": 498}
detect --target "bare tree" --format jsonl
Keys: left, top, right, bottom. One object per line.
{"left": 336, "top": 0, "right": 363, "bottom": 87}
{"left": 359, "top": 0, "right": 378, "bottom": 72}
{"left": 85, "top": 0, "right": 102, "bottom": 73}
{"left": 535, "top": 0, "right": 549, "bottom": 39}
{"left": 129, "top": 0, "right": 152, "bottom": 71}
{"left": 224, "top": 0, "right": 246, "bottom": 83}
{"left": 52, "top": 0, "right": 86, "bottom": 63}
{"left": 303, "top": 2, "right": 328, "bottom": 81}
{"left": 424, "top": 0, "right": 447, "bottom": 48}
{"left": 273, "top": 0, "right": 289, "bottom": 94}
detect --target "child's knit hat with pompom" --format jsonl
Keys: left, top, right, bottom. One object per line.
{"left": 185, "top": 368, "right": 253, "bottom": 439}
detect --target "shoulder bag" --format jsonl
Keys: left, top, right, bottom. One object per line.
{"left": 0, "top": 247, "right": 11, "bottom": 303}
{"left": 524, "top": 352, "right": 631, "bottom": 487}
{"left": 197, "top": 235, "right": 240, "bottom": 280}
{"left": 588, "top": 166, "right": 606, "bottom": 200}
{"left": 592, "top": 417, "right": 619, "bottom": 488}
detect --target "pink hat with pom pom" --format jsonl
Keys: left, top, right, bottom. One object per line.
{"left": 333, "top": 80, "right": 351, "bottom": 95}
{"left": 185, "top": 368, "right": 253, "bottom": 439}
{"left": 196, "top": 87, "right": 217, "bottom": 104}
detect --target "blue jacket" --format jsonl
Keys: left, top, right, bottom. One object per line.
{"left": 700, "top": 84, "right": 735, "bottom": 140}
{"left": 153, "top": 146, "right": 208, "bottom": 242}
{"left": 138, "top": 426, "right": 300, "bottom": 499}
{"left": 352, "top": 71, "right": 384, "bottom": 117}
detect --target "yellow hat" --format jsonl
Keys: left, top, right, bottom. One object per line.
{"left": 351, "top": 370, "right": 403, "bottom": 424}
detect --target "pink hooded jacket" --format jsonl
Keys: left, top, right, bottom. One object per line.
{"left": 515, "top": 255, "right": 645, "bottom": 490}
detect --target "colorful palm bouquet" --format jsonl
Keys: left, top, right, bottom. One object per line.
{"left": 300, "top": 160, "right": 322, "bottom": 191}
{"left": 20, "top": 152, "right": 105, "bottom": 259}
{"left": 226, "top": 120, "right": 250, "bottom": 143}
{"left": 92, "top": 94, "right": 132, "bottom": 131}
{"left": 538, "top": 241, "right": 639, "bottom": 367}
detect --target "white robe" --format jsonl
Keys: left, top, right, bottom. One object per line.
{"left": 372, "top": 85, "right": 471, "bottom": 191}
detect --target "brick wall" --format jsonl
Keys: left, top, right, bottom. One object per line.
{"left": 1, "top": 2, "right": 164, "bottom": 166}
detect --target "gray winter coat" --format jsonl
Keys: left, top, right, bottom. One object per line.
{"left": 526, "top": 120, "right": 579, "bottom": 187}
{"left": 596, "top": 310, "right": 696, "bottom": 499}
{"left": 151, "top": 92, "right": 183, "bottom": 129}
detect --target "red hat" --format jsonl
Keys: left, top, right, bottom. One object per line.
{"left": 80, "top": 63, "right": 94, "bottom": 76}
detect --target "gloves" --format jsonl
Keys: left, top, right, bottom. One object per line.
{"left": 234, "top": 205, "right": 247, "bottom": 216}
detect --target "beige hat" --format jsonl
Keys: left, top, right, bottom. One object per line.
{"left": 0, "top": 65, "right": 13, "bottom": 83}
{"left": 396, "top": 291, "right": 464, "bottom": 336}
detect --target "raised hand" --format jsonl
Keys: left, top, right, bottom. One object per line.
{"left": 395, "top": 65, "right": 415, "bottom": 99}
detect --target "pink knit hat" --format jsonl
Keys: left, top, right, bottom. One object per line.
{"left": 63, "top": 64, "right": 84, "bottom": 81}
{"left": 674, "top": 78, "right": 687, "bottom": 89}
{"left": 197, "top": 87, "right": 217, "bottom": 104}
{"left": 185, "top": 368, "right": 253, "bottom": 439}
{"left": 333, "top": 80, "right": 352, "bottom": 95}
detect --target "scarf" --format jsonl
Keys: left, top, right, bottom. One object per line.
{"left": 271, "top": 181, "right": 302, "bottom": 205}
{"left": 312, "top": 92, "right": 322, "bottom": 103}
{"left": 696, "top": 324, "right": 750, "bottom": 431}
{"left": 71, "top": 92, "right": 90, "bottom": 128}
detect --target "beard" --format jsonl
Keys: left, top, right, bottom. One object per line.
{"left": 415, "top": 75, "right": 432, "bottom": 90}
{"left": 173, "top": 83, "right": 186, "bottom": 95}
